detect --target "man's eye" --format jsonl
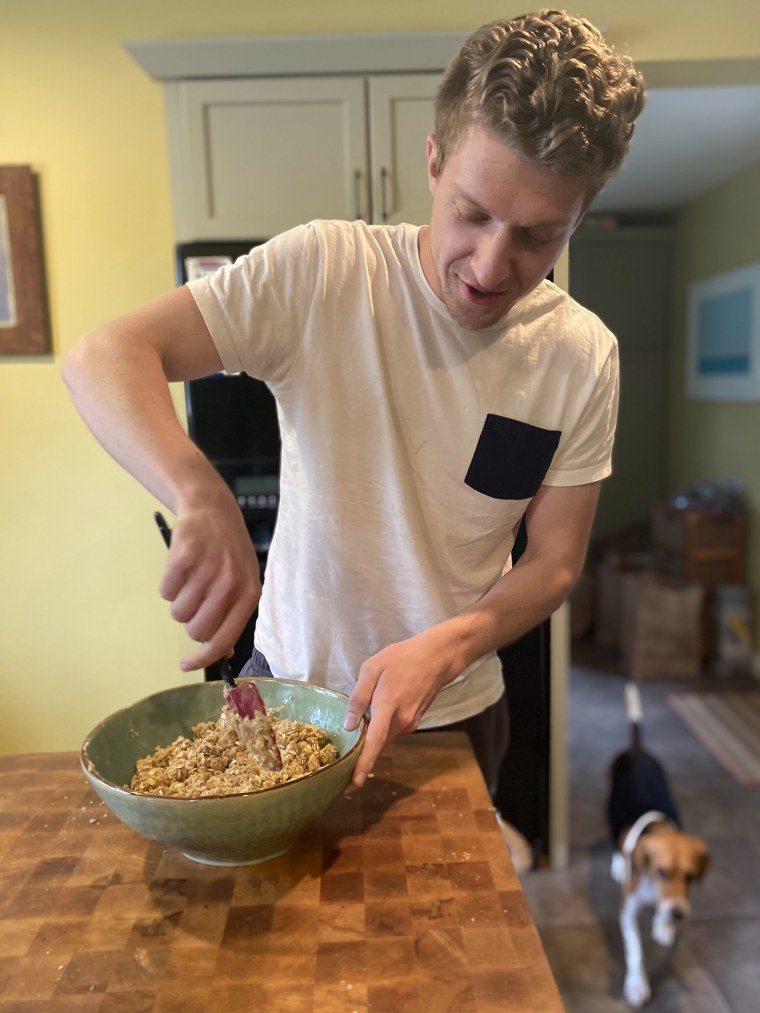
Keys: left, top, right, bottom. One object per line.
{"left": 520, "top": 231, "right": 556, "bottom": 247}
{"left": 454, "top": 205, "right": 488, "bottom": 225}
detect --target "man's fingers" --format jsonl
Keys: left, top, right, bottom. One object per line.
{"left": 351, "top": 713, "right": 389, "bottom": 788}
{"left": 180, "top": 640, "right": 229, "bottom": 672}
{"left": 345, "top": 664, "right": 386, "bottom": 789}
{"left": 182, "top": 587, "right": 257, "bottom": 646}
{"left": 344, "top": 662, "right": 382, "bottom": 731}
{"left": 343, "top": 708, "right": 363, "bottom": 732}
{"left": 179, "top": 595, "right": 257, "bottom": 671}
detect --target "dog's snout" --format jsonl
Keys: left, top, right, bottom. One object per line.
{"left": 671, "top": 908, "right": 684, "bottom": 922}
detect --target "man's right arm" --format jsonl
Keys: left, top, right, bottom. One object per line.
{"left": 62, "top": 285, "right": 262, "bottom": 671}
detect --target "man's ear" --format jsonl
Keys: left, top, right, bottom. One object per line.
{"left": 427, "top": 134, "right": 441, "bottom": 186}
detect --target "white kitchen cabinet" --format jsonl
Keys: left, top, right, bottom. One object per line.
{"left": 165, "top": 73, "right": 440, "bottom": 240}
{"left": 367, "top": 75, "right": 439, "bottom": 227}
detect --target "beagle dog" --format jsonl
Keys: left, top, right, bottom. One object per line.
{"left": 608, "top": 685, "right": 710, "bottom": 1008}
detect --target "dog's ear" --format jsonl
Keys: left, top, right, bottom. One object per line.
{"left": 632, "top": 836, "right": 656, "bottom": 883}
{"left": 638, "top": 835, "right": 657, "bottom": 869}
{"left": 644, "top": 838, "right": 656, "bottom": 871}
{"left": 692, "top": 841, "right": 710, "bottom": 881}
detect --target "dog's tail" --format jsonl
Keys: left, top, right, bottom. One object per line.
{"left": 625, "top": 681, "right": 643, "bottom": 750}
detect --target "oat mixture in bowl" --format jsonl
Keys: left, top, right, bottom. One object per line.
{"left": 128, "top": 707, "right": 339, "bottom": 797}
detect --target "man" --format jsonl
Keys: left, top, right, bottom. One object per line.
{"left": 63, "top": 10, "right": 645, "bottom": 793}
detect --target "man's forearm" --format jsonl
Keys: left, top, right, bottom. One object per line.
{"left": 63, "top": 320, "right": 227, "bottom": 515}
{"left": 434, "top": 552, "right": 576, "bottom": 678}
{"left": 63, "top": 285, "right": 233, "bottom": 514}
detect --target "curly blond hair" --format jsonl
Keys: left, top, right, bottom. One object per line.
{"left": 435, "top": 10, "right": 646, "bottom": 191}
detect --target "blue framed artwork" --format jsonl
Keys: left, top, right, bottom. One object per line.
{"left": 687, "top": 262, "right": 760, "bottom": 401}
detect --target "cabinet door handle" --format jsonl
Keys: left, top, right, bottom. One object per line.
{"left": 380, "top": 166, "right": 390, "bottom": 222}
{"left": 353, "top": 169, "right": 363, "bottom": 220}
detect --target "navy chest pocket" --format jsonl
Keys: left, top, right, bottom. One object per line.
{"left": 464, "top": 414, "right": 561, "bottom": 500}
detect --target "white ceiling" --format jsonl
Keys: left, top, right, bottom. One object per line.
{"left": 589, "top": 84, "right": 760, "bottom": 215}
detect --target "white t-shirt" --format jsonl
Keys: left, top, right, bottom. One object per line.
{"left": 188, "top": 219, "right": 618, "bottom": 726}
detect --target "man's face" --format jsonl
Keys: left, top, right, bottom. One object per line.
{"left": 419, "top": 124, "right": 591, "bottom": 330}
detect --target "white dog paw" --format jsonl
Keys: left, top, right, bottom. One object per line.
{"left": 652, "top": 909, "right": 678, "bottom": 947}
{"left": 652, "top": 923, "right": 675, "bottom": 947}
{"left": 624, "top": 972, "right": 651, "bottom": 1008}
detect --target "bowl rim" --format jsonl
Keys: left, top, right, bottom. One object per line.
{"left": 80, "top": 677, "right": 367, "bottom": 802}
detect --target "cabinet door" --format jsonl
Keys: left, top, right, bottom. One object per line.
{"left": 368, "top": 74, "right": 440, "bottom": 226}
{"left": 167, "top": 77, "right": 369, "bottom": 240}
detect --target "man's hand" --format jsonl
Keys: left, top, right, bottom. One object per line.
{"left": 159, "top": 494, "right": 262, "bottom": 671}
{"left": 343, "top": 626, "right": 464, "bottom": 788}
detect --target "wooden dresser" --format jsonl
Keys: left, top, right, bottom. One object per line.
{"left": 652, "top": 502, "right": 746, "bottom": 656}
{"left": 652, "top": 502, "right": 745, "bottom": 586}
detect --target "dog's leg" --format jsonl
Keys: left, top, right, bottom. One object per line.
{"left": 620, "top": 891, "right": 651, "bottom": 1008}
{"left": 611, "top": 851, "right": 626, "bottom": 883}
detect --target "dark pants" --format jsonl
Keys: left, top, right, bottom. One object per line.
{"left": 416, "top": 692, "right": 509, "bottom": 801}
{"left": 240, "top": 646, "right": 277, "bottom": 680}
{"left": 241, "top": 647, "right": 509, "bottom": 800}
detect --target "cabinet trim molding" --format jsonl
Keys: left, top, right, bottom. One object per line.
{"left": 124, "top": 31, "right": 468, "bottom": 81}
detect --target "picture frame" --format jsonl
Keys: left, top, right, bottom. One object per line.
{"left": 686, "top": 262, "right": 760, "bottom": 402}
{"left": 0, "top": 165, "right": 51, "bottom": 356}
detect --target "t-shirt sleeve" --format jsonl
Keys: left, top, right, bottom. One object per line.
{"left": 186, "top": 223, "right": 321, "bottom": 384}
{"left": 544, "top": 332, "right": 620, "bottom": 487}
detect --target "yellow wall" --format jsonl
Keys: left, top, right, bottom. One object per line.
{"left": 670, "top": 162, "right": 760, "bottom": 642}
{"left": 3, "top": 0, "right": 760, "bottom": 753}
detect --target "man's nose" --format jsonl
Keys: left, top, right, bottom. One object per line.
{"left": 471, "top": 231, "right": 512, "bottom": 290}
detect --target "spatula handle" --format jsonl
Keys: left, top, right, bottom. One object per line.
{"left": 154, "top": 511, "right": 172, "bottom": 548}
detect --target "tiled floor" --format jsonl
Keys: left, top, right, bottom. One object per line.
{"left": 519, "top": 642, "right": 760, "bottom": 1012}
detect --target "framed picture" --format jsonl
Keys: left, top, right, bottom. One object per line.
{"left": 686, "top": 262, "right": 760, "bottom": 402}
{"left": 0, "top": 165, "right": 51, "bottom": 356}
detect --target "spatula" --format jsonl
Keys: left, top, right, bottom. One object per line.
{"left": 153, "top": 511, "right": 282, "bottom": 770}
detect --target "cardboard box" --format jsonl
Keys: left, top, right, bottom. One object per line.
{"left": 594, "top": 550, "right": 658, "bottom": 649}
{"left": 621, "top": 573, "right": 704, "bottom": 680}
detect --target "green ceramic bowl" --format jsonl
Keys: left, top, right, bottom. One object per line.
{"left": 80, "top": 678, "right": 366, "bottom": 866}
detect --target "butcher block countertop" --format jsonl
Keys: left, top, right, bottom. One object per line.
{"left": 0, "top": 732, "right": 561, "bottom": 1012}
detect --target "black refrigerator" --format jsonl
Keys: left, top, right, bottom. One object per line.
{"left": 176, "top": 240, "right": 556, "bottom": 865}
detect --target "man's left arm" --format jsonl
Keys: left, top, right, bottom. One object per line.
{"left": 345, "top": 481, "right": 601, "bottom": 785}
